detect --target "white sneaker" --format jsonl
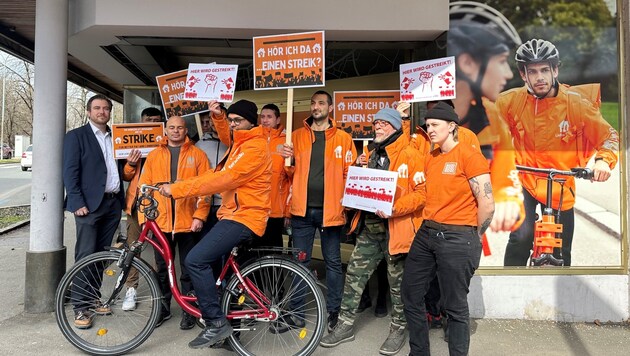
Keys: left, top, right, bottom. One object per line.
{"left": 122, "top": 287, "right": 137, "bottom": 311}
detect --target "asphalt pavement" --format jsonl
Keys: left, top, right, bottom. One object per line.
{"left": 1, "top": 212, "right": 630, "bottom": 355}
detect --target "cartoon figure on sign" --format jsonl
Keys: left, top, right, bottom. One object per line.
{"left": 418, "top": 71, "right": 434, "bottom": 92}
{"left": 187, "top": 75, "right": 200, "bottom": 89}
{"left": 401, "top": 77, "right": 415, "bottom": 91}
{"left": 438, "top": 71, "right": 454, "bottom": 86}
{"left": 204, "top": 73, "right": 218, "bottom": 94}
{"left": 221, "top": 77, "right": 234, "bottom": 91}
{"left": 186, "top": 75, "right": 200, "bottom": 98}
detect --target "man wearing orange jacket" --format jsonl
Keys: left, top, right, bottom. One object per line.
{"left": 320, "top": 108, "right": 425, "bottom": 355}
{"left": 282, "top": 90, "right": 357, "bottom": 332}
{"left": 159, "top": 100, "right": 272, "bottom": 349}
{"left": 497, "top": 39, "right": 619, "bottom": 266}
{"left": 138, "top": 115, "right": 211, "bottom": 328}
{"left": 119, "top": 107, "right": 164, "bottom": 312}
{"left": 257, "top": 103, "right": 290, "bottom": 250}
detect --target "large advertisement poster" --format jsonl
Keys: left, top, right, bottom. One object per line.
{"left": 446, "top": 1, "right": 621, "bottom": 268}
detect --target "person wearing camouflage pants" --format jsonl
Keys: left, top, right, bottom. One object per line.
{"left": 320, "top": 108, "right": 426, "bottom": 355}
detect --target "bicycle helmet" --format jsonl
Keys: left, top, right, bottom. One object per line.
{"left": 447, "top": 1, "right": 521, "bottom": 137}
{"left": 515, "top": 38, "right": 560, "bottom": 72}
{"left": 448, "top": 1, "right": 522, "bottom": 60}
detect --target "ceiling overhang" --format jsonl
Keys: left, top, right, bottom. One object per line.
{"left": 1, "top": 0, "right": 448, "bottom": 102}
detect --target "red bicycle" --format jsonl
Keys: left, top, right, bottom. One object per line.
{"left": 515, "top": 165, "right": 594, "bottom": 266}
{"left": 55, "top": 184, "right": 325, "bottom": 355}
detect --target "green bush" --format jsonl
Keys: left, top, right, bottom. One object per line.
{"left": 600, "top": 102, "right": 619, "bottom": 131}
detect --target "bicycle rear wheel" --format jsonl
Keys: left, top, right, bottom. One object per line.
{"left": 221, "top": 256, "right": 326, "bottom": 356}
{"left": 55, "top": 251, "right": 161, "bottom": 355}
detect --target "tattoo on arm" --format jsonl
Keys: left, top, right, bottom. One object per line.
{"left": 483, "top": 181, "right": 492, "bottom": 199}
{"left": 470, "top": 177, "right": 480, "bottom": 197}
{"left": 479, "top": 215, "right": 493, "bottom": 236}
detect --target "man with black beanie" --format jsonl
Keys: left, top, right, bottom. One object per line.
{"left": 158, "top": 99, "right": 272, "bottom": 349}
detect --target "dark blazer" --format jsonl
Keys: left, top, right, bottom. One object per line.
{"left": 63, "top": 123, "right": 125, "bottom": 213}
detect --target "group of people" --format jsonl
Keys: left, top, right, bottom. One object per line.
{"left": 61, "top": 3, "right": 618, "bottom": 356}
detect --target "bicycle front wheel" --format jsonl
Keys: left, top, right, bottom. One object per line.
{"left": 55, "top": 251, "right": 162, "bottom": 355}
{"left": 222, "top": 256, "right": 326, "bottom": 356}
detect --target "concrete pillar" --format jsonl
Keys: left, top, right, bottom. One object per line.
{"left": 25, "top": 0, "right": 69, "bottom": 313}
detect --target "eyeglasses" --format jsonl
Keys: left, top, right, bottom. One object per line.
{"left": 227, "top": 117, "right": 245, "bottom": 124}
{"left": 373, "top": 120, "right": 391, "bottom": 127}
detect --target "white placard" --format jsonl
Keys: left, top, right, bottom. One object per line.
{"left": 399, "top": 56, "right": 456, "bottom": 103}
{"left": 184, "top": 63, "right": 238, "bottom": 102}
{"left": 342, "top": 166, "right": 398, "bottom": 215}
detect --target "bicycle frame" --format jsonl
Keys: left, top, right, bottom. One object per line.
{"left": 134, "top": 188, "right": 276, "bottom": 322}
{"left": 516, "top": 165, "right": 593, "bottom": 266}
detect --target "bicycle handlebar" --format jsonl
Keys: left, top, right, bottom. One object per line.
{"left": 139, "top": 184, "right": 160, "bottom": 194}
{"left": 137, "top": 184, "right": 167, "bottom": 220}
{"left": 515, "top": 165, "right": 594, "bottom": 180}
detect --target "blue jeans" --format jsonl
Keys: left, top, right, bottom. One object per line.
{"left": 291, "top": 208, "right": 343, "bottom": 313}
{"left": 185, "top": 219, "right": 253, "bottom": 322}
{"left": 402, "top": 221, "right": 482, "bottom": 356}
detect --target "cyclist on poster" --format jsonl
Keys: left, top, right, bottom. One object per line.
{"left": 496, "top": 38, "right": 619, "bottom": 266}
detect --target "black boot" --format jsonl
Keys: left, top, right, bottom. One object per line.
{"left": 357, "top": 284, "right": 372, "bottom": 313}
{"left": 180, "top": 311, "right": 197, "bottom": 330}
{"left": 374, "top": 259, "right": 388, "bottom": 318}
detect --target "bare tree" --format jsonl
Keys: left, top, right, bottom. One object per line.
{"left": 67, "top": 83, "right": 89, "bottom": 130}
{"left": 1, "top": 55, "right": 35, "bottom": 148}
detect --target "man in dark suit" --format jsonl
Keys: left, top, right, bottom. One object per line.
{"left": 63, "top": 94, "right": 125, "bottom": 329}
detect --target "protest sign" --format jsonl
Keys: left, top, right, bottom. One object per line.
{"left": 184, "top": 63, "right": 238, "bottom": 102}
{"left": 156, "top": 69, "right": 209, "bottom": 118}
{"left": 342, "top": 166, "right": 398, "bottom": 216}
{"left": 334, "top": 90, "right": 400, "bottom": 140}
{"left": 112, "top": 123, "right": 164, "bottom": 159}
{"left": 253, "top": 31, "right": 325, "bottom": 90}
{"left": 399, "top": 56, "right": 456, "bottom": 102}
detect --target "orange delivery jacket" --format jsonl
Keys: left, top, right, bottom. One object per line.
{"left": 496, "top": 85, "right": 619, "bottom": 210}
{"left": 170, "top": 126, "right": 272, "bottom": 237}
{"left": 351, "top": 132, "right": 426, "bottom": 255}
{"left": 263, "top": 125, "right": 291, "bottom": 219}
{"left": 288, "top": 118, "right": 357, "bottom": 227}
{"left": 122, "top": 159, "right": 143, "bottom": 215}
{"left": 138, "top": 137, "right": 211, "bottom": 233}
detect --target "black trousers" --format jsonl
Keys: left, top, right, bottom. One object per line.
{"left": 402, "top": 221, "right": 481, "bottom": 356}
